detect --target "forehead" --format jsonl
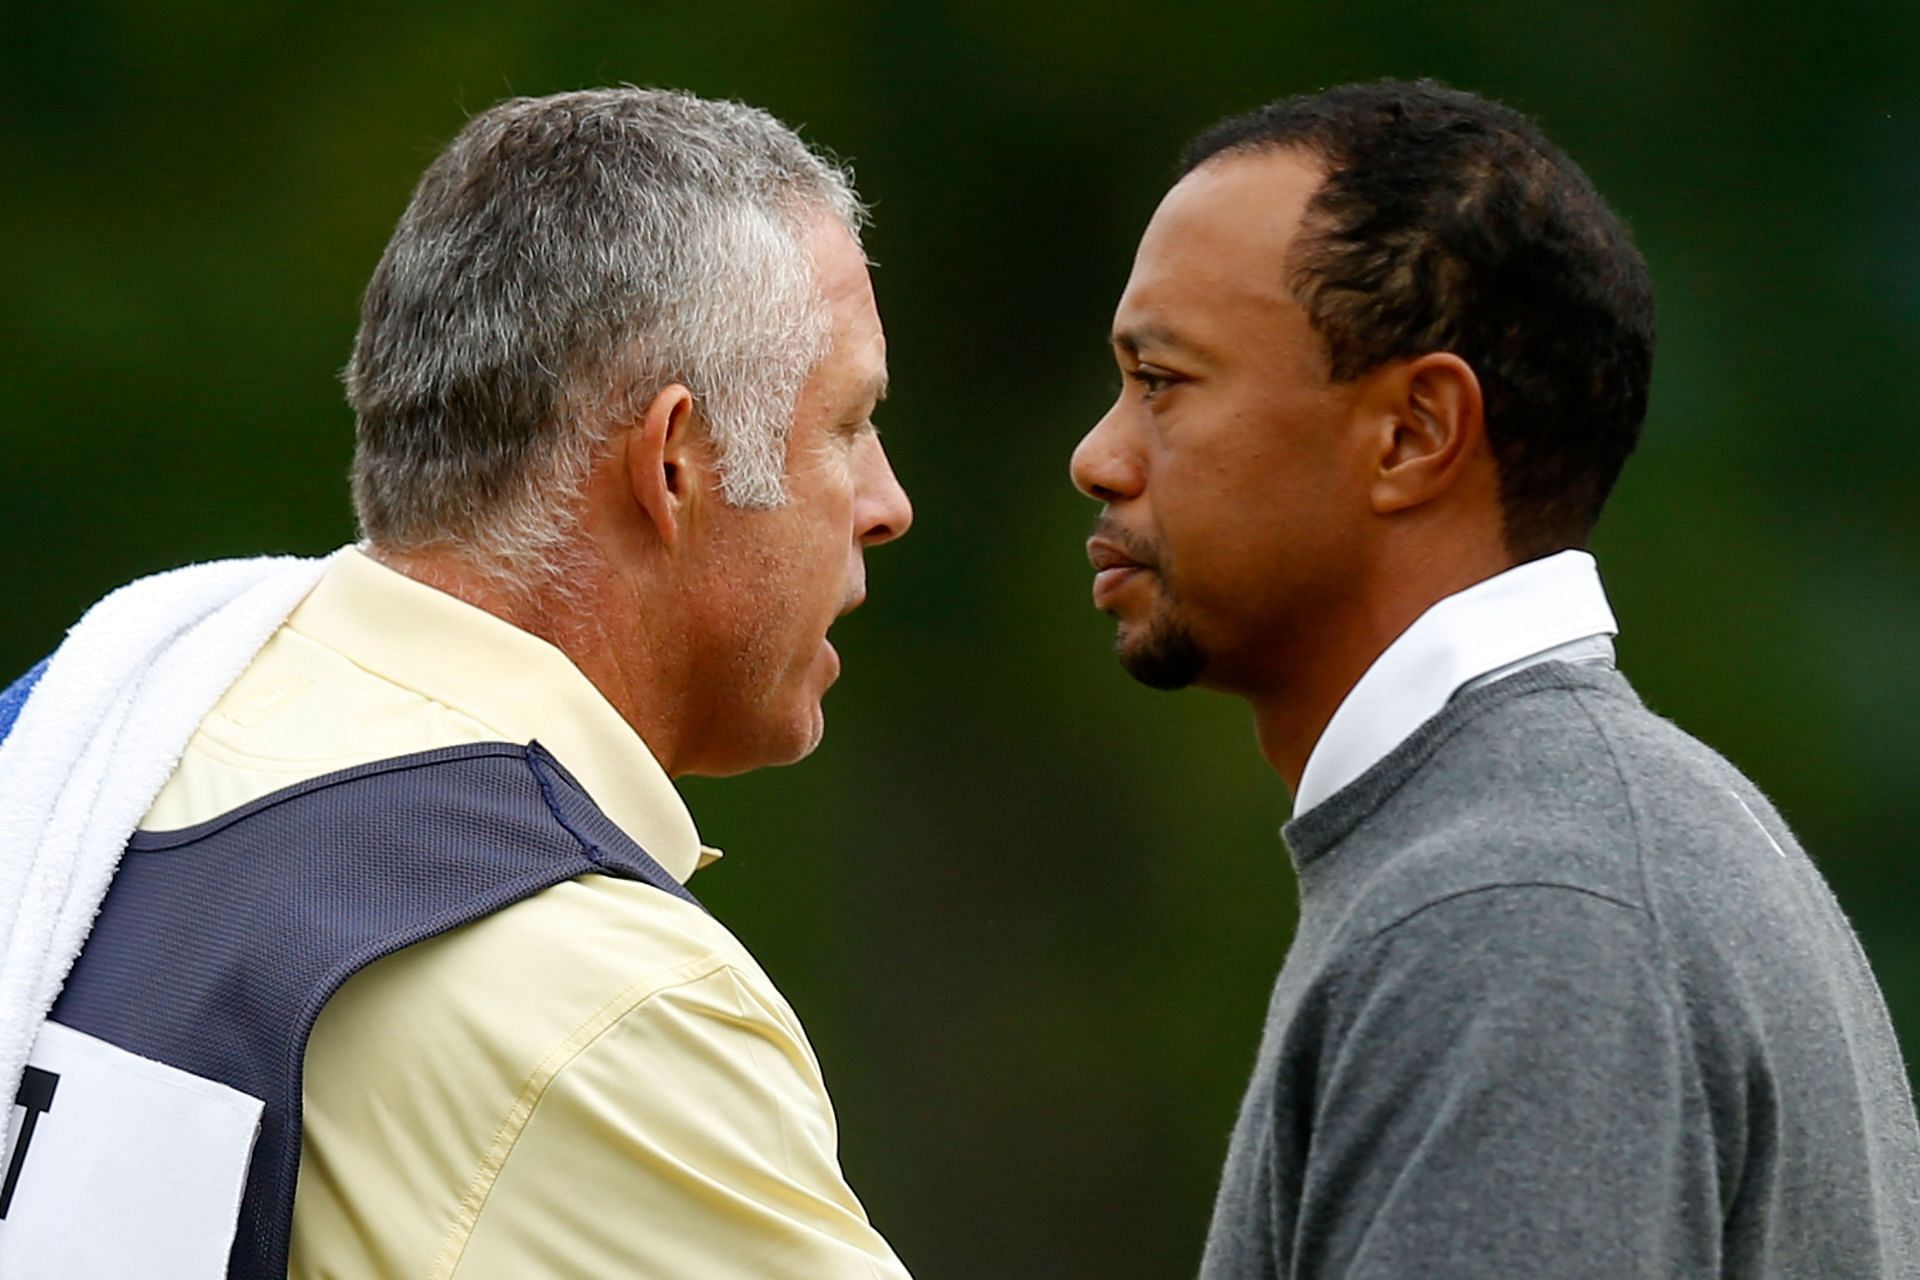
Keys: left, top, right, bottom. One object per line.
{"left": 1115, "top": 150, "right": 1325, "bottom": 354}
{"left": 808, "top": 215, "right": 885, "bottom": 376}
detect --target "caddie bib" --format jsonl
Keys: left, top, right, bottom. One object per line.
{"left": 0, "top": 741, "right": 696, "bottom": 1279}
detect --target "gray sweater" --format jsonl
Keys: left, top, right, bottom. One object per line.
{"left": 1201, "top": 663, "right": 1920, "bottom": 1278}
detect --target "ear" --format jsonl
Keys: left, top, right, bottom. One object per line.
{"left": 624, "top": 383, "right": 703, "bottom": 549}
{"left": 1366, "top": 352, "right": 1486, "bottom": 516}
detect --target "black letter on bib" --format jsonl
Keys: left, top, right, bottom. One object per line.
{"left": 1, "top": 1067, "right": 59, "bottom": 1218}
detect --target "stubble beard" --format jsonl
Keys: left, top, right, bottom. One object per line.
{"left": 1116, "top": 600, "right": 1205, "bottom": 691}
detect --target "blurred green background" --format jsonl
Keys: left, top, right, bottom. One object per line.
{"left": 4, "top": 1, "right": 1916, "bottom": 1274}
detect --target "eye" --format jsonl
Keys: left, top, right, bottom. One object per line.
{"left": 1126, "top": 365, "right": 1180, "bottom": 399}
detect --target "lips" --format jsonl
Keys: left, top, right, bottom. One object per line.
{"left": 1086, "top": 537, "right": 1153, "bottom": 610}
{"left": 1086, "top": 538, "right": 1144, "bottom": 574}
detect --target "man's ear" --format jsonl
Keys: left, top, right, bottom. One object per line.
{"left": 1367, "top": 352, "right": 1487, "bottom": 515}
{"left": 625, "top": 383, "right": 702, "bottom": 549}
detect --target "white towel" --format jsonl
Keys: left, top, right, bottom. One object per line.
{"left": 0, "top": 552, "right": 334, "bottom": 1163}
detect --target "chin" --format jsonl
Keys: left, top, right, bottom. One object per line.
{"left": 1116, "top": 615, "right": 1207, "bottom": 692}
{"left": 772, "top": 707, "right": 828, "bottom": 766}
{"left": 753, "top": 700, "right": 831, "bottom": 771}
{"left": 677, "top": 692, "right": 826, "bottom": 776}
{"left": 685, "top": 723, "right": 822, "bottom": 777}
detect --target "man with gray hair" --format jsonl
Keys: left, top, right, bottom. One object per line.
{"left": 0, "top": 87, "right": 913, "bottom": 1278}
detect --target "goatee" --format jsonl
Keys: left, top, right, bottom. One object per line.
{"left": 1118, "top": 613, "right": 1205, "bottom": 691}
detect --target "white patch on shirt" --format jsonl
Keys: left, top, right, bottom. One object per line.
{"left": 0, "top": 1020, "right": 263, "bottom": 1279}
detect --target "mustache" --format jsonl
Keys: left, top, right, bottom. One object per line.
{"left": 1089, "top": 518, "right": 1162, "bottom": 571}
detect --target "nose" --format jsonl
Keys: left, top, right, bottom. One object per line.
{"left": 1070, "top": 402, "right": 1140, "bottom": 504}
{"left": 855, "top": 434, "right": 913, "bottom": 548}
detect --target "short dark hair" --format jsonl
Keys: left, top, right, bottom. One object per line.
{"left": 1180, "top": 80, "right": 1655, "bottom": 556}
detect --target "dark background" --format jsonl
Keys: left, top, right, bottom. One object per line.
{"left": 4, "top": 2, "right": 1916, "bottom": 1274}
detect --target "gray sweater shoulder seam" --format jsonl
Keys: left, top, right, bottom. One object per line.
{"left": 1362, "top": 880, "right": 1648, "bottom": 951}
{"left": 1565, "top": 686, "right": 1669, "bottom": 942}
{"left": 1323, "top": 882, "right": 1671, "bottom": 1060}
{"left": 1561, "top": 686, "right": 1690, "bottom": 1039}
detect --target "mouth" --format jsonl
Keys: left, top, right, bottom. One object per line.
{"left": 1086, "top": 537, "right": 1152, "bottom": 609}
{"left": 823, "top": 587, "right": 865, "bottom": 678}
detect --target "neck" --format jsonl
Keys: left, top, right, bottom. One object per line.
{"left": 1243, "top": 610, "right": 1397, "bottom": 796}
{"left": 1243, "top": 533, "right": 1516, "bottom": 793}
{"left": 367, "top": 543, "right": 696, "bottom": 774}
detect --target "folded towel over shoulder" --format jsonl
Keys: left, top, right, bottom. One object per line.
{"left": 0, "top": 552, "right": 334, "bottom": 1163}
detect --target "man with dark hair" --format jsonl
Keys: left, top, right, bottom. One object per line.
{"left": 1072, "top": 80, "right": 1920, "bottom": 1277}
{"left": 0, "top": 88, "right": 913, "bottom": 1278}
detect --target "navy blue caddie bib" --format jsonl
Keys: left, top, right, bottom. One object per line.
{"left": 25, "top": 737, "right": 697, "bottom": 1278}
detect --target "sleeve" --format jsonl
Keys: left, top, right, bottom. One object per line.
{"left": 445, "top": 963, "right": 910, "bottom": 1280}
{"left": 1291, "top": 885, "right": 1716, "bottom": 1279}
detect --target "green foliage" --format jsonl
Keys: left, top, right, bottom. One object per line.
{"left": 5, "top": 3, "right": 1917, "bottom": 1273}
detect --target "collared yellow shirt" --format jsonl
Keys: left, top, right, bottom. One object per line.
{"left": 143, "top": 548, "right": 910, "bottom": 1279}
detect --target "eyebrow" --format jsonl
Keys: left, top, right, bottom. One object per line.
{"left": 867, "top": 369, "right": 889, "bottom": 406}
{"left": 1111, "top": 322, "right": 1195, "bottom": 358}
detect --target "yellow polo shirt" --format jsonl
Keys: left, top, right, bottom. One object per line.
{"left": 141, "top": 548, "right": 909, "bottom": 1279}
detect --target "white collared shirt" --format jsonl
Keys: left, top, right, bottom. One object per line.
{"left": 1292, "top": 550, "right": 1619, "bottom": 815}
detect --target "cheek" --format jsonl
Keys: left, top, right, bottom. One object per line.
{"left": 1153, "top": 456, "right": 1332, "bottom": 606}
{"left": 797, "top": 481, "right": 860, "bottom": 586}
{"left": 1154, "top": 457, "right": 1265, "bottom": 563}
{"left": 748, "top": 527, "right": 839, "bottom": 663}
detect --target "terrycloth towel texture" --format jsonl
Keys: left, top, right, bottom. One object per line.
{"left": 0, "top": 552, "right": 333, "bottom": 1167}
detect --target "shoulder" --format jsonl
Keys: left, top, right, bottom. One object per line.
{"left": 1510, "top": 679, "right": 1822, "bottom": 951}
{"left": 1291, "top": 884, "right": 1680, "bottom": 1107}
{"left": 296, "top": 873, "right": 808, "bottom": 1275}
{"left": 315, "top": 871, "right": 791, "bottom": 1081}
{"left": 1322, "top": 669, "right": 1797, "bottom": 937}
{"left": 1338, "top": 881, "right": 1656, "bottom": 999}
{"left": 1254, "top": 885, "right": 1686, "bottom": 1177}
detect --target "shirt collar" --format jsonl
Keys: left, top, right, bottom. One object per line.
{"left": 1292, "top": 549, "right": 1618, "bottom": 817}
{"left": 288, "top": 548, "right": 712, "bottom": 883}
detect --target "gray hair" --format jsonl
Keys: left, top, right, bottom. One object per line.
{"left": 345, "top": 87, "right": 865, "bottom": 584}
